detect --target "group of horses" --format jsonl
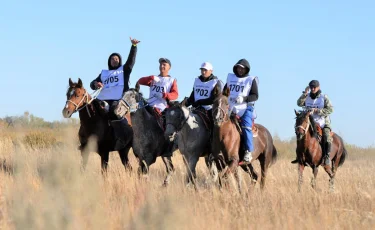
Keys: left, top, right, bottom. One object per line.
{"left": 63, "top": 78, "right": 347, "bottom": 192}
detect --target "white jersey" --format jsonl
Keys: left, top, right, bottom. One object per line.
{"left": 193, "top": 78, "right": 218, "bottom": 110}
{"left": 147, "top": 76, "right": 175, "bottom": 112}
{"left": 305, "top": 94, "right": 327, "bottom": 128}
{"left": 97, "top": 66, "right": 124, "bottom": 100}
{"left": 226, "top": 73, "right": 257, "bottom": 117}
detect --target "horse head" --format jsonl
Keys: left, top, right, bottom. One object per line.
{"left": 294, "top": 109, "right": 314, "bottom": 141}
{"left": 212, "top": 84, "right": 230, "bottom": 126}
{"left": 63, "top": 78, "right": 89, "bottom": 118}
{"left": 164, "top": 102, "right": 188, "bottom": 142}
{"left": 114, "top": 82, "right": 143, "bottom": 117}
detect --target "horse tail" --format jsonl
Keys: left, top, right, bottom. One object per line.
{"left": 337, "top": 135, "right": 347, "bottom": 167}
{"left": 271, "top": 144, "right": 278, "bottom": 165}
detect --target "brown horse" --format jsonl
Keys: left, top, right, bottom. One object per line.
{"left": 211, "top": 84, "right": 277, "bottom": 190}
{"left": 294, "top": 110, "right": 347, "bottom": 192}
{"left": 62, "top": 78, "right": 133, "bottom": 173}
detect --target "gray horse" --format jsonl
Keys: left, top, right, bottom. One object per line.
{"left": 114, "top": 83, "right": 175, "bottom": 185}
{"left": 164, "top": 102, "right": 218, "bottom": 188}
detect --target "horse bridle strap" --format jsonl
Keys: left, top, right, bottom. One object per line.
{"left": 212, "top": 106, "right": 229, "bottom": 123}
{"left": 295, "top": 119, "right": 310, "bottom": 136}
{"left": 66, "top": 91, "right": 89, "bottom": 112}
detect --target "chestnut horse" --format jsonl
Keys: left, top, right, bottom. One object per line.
{"left": 294, "top": 109, "right": 347, "bottom": 191}
{"left": 211, "top": 84, "right": 277, "bottom": 190}
{"left": 62, "top": 78, "right": 133, "bottom": 173}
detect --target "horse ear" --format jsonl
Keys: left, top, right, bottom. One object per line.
{"left": 69, "top": 78, "right": 74, "bottom": 87}
{"left": 223, "top": 86, "right": 230, "bottom": 97}
{"left": 77, "top": 78, "right": 83, "bottom": 88}
{"left": 135, "top": 82, "right": 140, "bottom": 92}
{"left": 180, "top": 97, "right": 187, "bottom": 107}
{"left": 213, "top": 83, "right": 221, "bottom": 98}
{"left": 294, "top": 109, "right": 300, "bottom": 116}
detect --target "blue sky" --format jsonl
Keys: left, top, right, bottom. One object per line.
{"left": 1, "top": 0, "right": 374, "bottom": 147}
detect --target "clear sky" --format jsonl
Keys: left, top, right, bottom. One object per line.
{"left": 1, "top": 0, "right": 374, "bottom": 147}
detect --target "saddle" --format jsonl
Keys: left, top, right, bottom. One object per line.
{"left": 192, "top": 107, "right": 211, "bottom": 130}
{"left": 230, "top": 114, "right": 258, "bottom": 137}
{"left": 146, "top": 106, "right": 165, "bottom": 131}
{"left": 314, "top": 124, "right": 334, "bottom": 144}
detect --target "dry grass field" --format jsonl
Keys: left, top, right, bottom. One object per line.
{"left": 0, "top": 124, "right": 374, "bottom": 230}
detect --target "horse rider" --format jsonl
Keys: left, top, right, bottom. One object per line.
{"left": 90, "top": 37, "right": 140, "bottom": 150}
{"left": 223, "top": 58, "right": 259, "bottom": 164}
{"left": 137, "top": 57, "right": 179, "bottom": 157}
{"left": 184, "top": 62, "right": 223, "bottom": 147}
{"left": 292, "top": 80, "right": 334, "bottom": 165}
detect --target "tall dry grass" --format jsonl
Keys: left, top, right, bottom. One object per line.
{"left": 0, "top": 127, "right": 374, "bottom": 230}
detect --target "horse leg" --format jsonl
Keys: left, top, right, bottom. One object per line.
{"left": 241, "top": 164, "right": 258, "bottom": 187}
{"left": 205, "top": 156, "right": 219, "bottom": 183}
{"left": 118, "top": 146, "right": 132, "bottom": 171}
{"left": 234, "top": 167, "right": 242, "bottom": 194}
{"left": 183, "top": 155, "right": 199, "bottom": 189}
{"left": 311, "top": 166, "right": 318, "bottom": 190}
{"left": 259, "top": 154, "right": 268, "bottom": 190}
{"left": 100, "top": 151, "right": 109, "bottom": 175}
{"left": 322, "top": 165, "right": 335, "bottom": 192}
{"left": 298, "top": 163, "right": 305, "bottom": 192}
{"left": 80, "top": 147, "right": 89, "bottom": 172}
{"left": 162, "top": 156, "right": 175, "bottom": 186}
{"left": 226, "top": 158, "right": 240, "bottom": 193}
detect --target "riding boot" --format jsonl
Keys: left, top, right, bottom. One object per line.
{"left": 243, "top": 150, "right": 253, "bottom": 163}
{"left": 324, "top": 142, "right": 331, "bottom": 166}
{"left": 291, "top": 158, "right": 298, "bottom": 164}
{"left": 110, "top": 118, "right": 129, "bottom": 151}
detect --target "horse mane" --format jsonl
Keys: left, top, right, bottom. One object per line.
{"left": 308, "top": 114, "right": 318, "bottom": 139}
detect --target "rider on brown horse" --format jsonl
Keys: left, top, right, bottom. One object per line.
{"left": 223, "top": 59, "right": 259, "bottom": 164}
{"left": 137, "top": 58, "right": 179, "bottom": 157}
{"left": 89, "top": 37, "right": 140, "bottom": 150}
{"left": 291, "top": 80, "right": 334, "bottom": 165}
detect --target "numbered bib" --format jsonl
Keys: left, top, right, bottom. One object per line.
{"left": 194, "top": 78, "right": 218, "bottom": 110}
{"left": 97, "top": 66, "right": 125, "bottom": 100}
{"left": 148, "top": 76, "right": 175, "bottom": 112}
{"left": 226, "top": 73, "right": 256, "bottom": 117}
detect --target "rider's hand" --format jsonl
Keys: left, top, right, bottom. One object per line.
{"left": 235, "top": 96, "right": 244, "bottom": 104}
{"left": 304, "top": 86, "right": 310, "bottom": 95}
{"left": 95, "top": 81, "right": 103, "bottom": 89}
{"left": 152, "top": 76, "right": 161, "bottom": 83}
{"left": 130, "top": 37, "right": 140, "bottom": 46}
{"left": 312, "top": 108, "right": 320, "bottom": 114}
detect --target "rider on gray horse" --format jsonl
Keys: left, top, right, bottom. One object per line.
{"left": 137, "top": 58, "right": 179, "bottom": 157}
{"left": 184, "top": 62, "right": 223, "bottom": 148}
{"left": 90, "top": 37, "right": 140, "bottom": 150}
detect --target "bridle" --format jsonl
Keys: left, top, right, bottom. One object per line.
{"left": 295, "top": 116, "right": 310, "bottom": 139}
{"left": 66, "top": 88, "right": 102, "bottom": 118}
{"left": 213, "top": 105, "right": 230, "bottom": 124}
{"left": 166, "top": 107, "right": 189, "bottom": 132}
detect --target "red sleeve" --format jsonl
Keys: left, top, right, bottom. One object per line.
{"left": 137, "top": 76, "right": 154, "bottom": 87}
{"left": 163, "top": 79, "right": 178, "bottom": 100}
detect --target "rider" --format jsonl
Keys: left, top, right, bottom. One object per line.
{"left": 185, "top": 62, "right": 222, "bottom": 141}
{"left": 90, "top": 37, "right": 140, "bottom": 150}
{"left": 224, "top": 58, "right": 259, "bottom": 164}
{"left": 292, "top": 80, "right": 334, "bottom": 165}
{"left": 137, "top": 58, "right": 179, "bottom": 157}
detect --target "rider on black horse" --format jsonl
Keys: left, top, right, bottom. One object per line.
{"left": 89, "top": 37, "right": 140, "bottom": 150}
